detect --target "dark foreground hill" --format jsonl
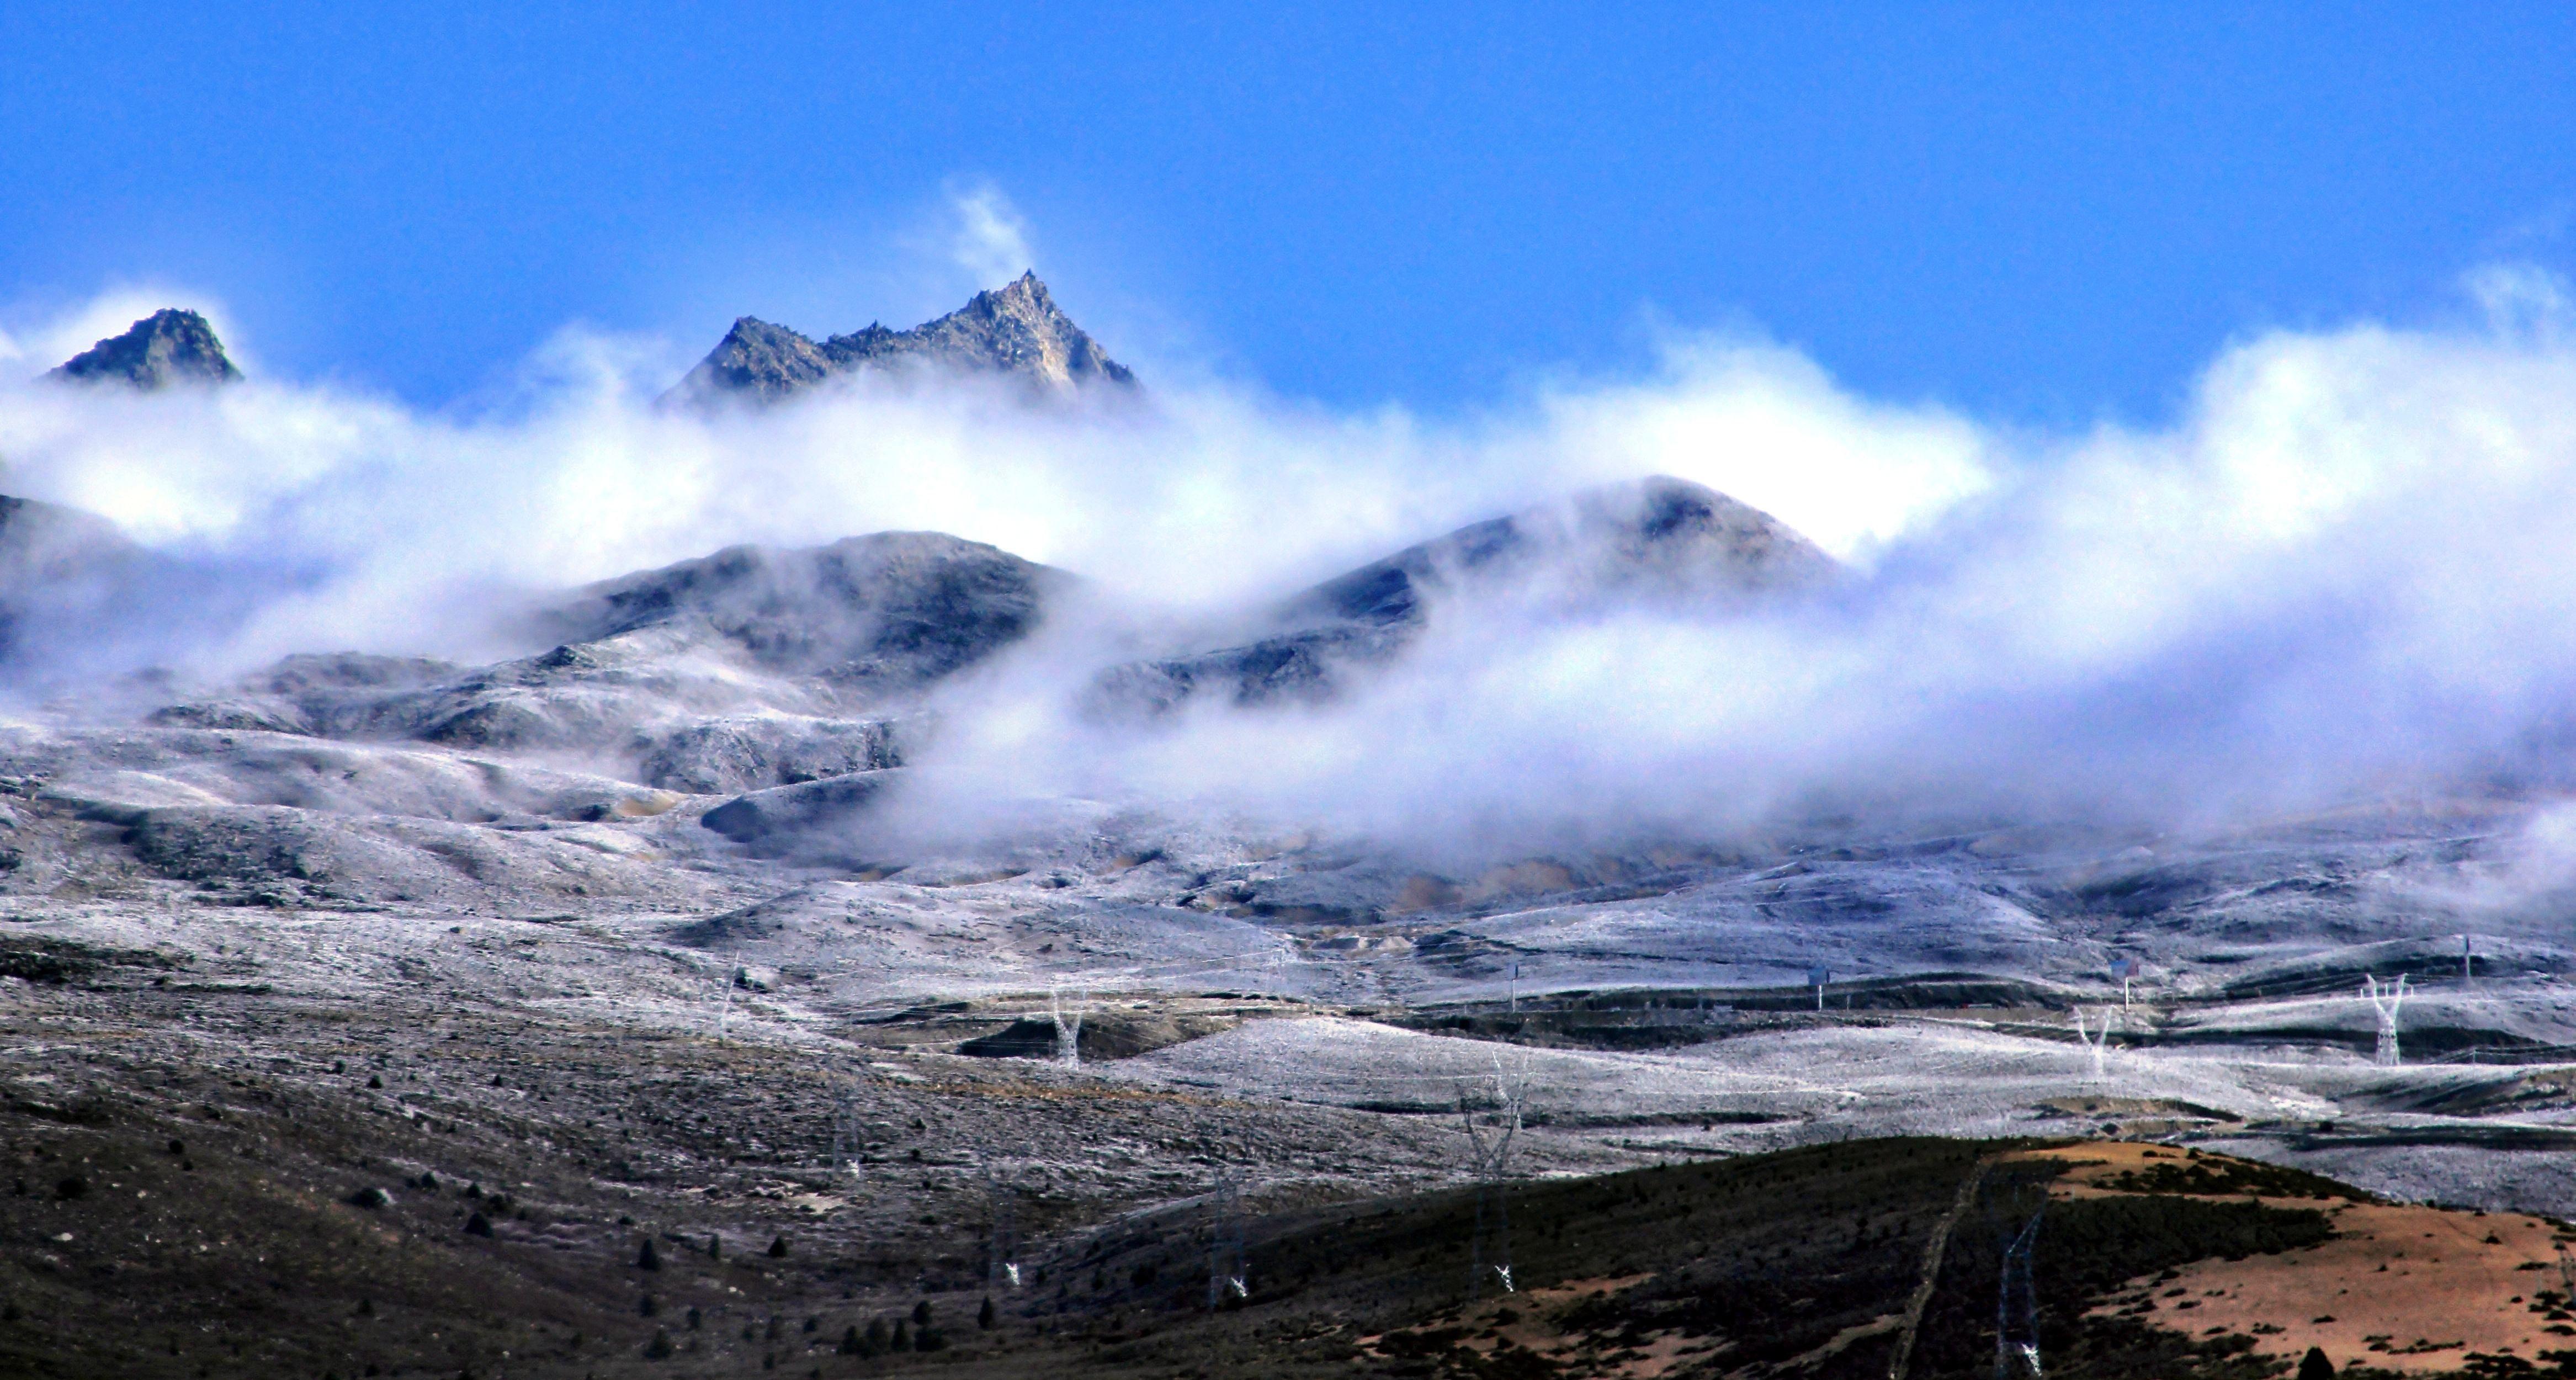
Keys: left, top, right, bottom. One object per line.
{"left": 9, "top": 1036, "right": 2530, "bottom": 1380}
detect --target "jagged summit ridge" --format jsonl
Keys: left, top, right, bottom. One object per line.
{"left": 672, "top": 271, "right": 1134, "bottom": 405}
{"left": 45, "top": 308, "right": 243, "bottom": 389}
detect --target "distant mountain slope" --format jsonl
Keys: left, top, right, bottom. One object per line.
{"left": 0, "top": 494, "right": 152, "bottom": 667}
{"left": 540, "top": 529, "right": 1069, "bottom": 689}
{"left": 669, "top": 272, "right": 1134, "bottom": 405}
{"left": 1099, "top": 474, "right": 1840, "bottom": 710}
{"left": 142, "top": 531, "right": 1066, "bottom": 795}
{"left": 44, "top": 309, "right": 242, "bottom": 388}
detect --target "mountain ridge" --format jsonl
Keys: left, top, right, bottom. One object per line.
{"left": 1096, "top": 474, "right": 1841, "bottom": 711}
{"left": 669, "top": 270, "right": 1135, "bottom": 405}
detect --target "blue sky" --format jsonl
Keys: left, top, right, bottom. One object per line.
{"left": 4, "top": 3, "right": 2573, "bottom": 421}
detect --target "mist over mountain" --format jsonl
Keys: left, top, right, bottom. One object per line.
{"left": 1100, "top": 474, "right": 1841, "bottom": 712}
{"left": 0, "top": 493, "right": 143, "bottom": 660}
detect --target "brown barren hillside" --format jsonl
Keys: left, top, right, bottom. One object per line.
{"left": 2028, "top": 1142, "right": 2576, "bottom": 1376}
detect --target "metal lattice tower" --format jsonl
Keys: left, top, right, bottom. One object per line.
{"left": 1205, "top": 1169, "right": 1247, "bottom": 1309}
{"left": 1049, "top": 984, "right": 1086, "bottom": 1069}
{"left": 1995, "top": 1207, "right": 2043, "bottom": 1379}
{"left": 2363, "top": 974, "right": 2409, "bottom": 1066}
{"left": 986, "top": 1172, "right": 1022, "bottom": 1291}
{"left": 1459, "top": 1054, "right": 1528, "bottom": 1300}
{"left": 2070, "top": 1007, "right": 2114, "bottom": 1083}
{"left": 713, "top": 951, "right": 743, "bottom": 1043}
{"left": 828, "top": 1084, "right": 866, "bottom": 1181}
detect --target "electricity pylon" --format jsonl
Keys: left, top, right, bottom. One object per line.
{"left": 2070, "top": 1007, "right": 2114, "bottom": 1083}
{"left": 1459, "top": 1052, "right": 1528, "bottom": 1299}
{"left": 1205, "top": 1169, "right": 1246, "bottom": 1309}
{"left": 2363, "top": 974, "right": 2409, "bottom": 1066}
{"left": 1049, "top": 984, "right": 1086, "bottom": 1069}
{"left": 1996, "top": 1207, "right": 2043, "bottom": 1378}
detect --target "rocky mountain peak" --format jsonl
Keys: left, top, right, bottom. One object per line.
{"left": 45, "top": 309, "right": 243, "bottom": 389}
{"left": 669, "top": 272, "right": 1134, "bottom": 406}
{"left": 690, "top": 317, "right": 834, "bottom": 402}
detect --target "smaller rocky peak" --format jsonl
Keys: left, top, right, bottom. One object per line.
{"left": 674, "top": 317, "right": 833, "bottom": 403}
{"left": 47, "top": 309, "right": 243, "bottom": 389}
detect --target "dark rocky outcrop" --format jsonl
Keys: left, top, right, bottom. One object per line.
{"left": 956, "top": 1010, "right": 1237, "bottom": 1061}
{"left": 670, "top": 272, "right": 1133, "bottom": 405}
{"left": 698, "top": 769, "right": 902, "bottom": 851}
{"left": 543, "top": 530, "right": 1069, "bottom": 690}
{"left": 1098, "top": 475, "right": 1840, "bottom": 710}
{"left": 45, "top": 309, "right": 242, "bottom": 389}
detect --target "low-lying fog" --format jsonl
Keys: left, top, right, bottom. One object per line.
{"left": 8, "top": 266, "right": 2576, "bottom": 859}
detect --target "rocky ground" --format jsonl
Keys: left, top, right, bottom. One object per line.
{"left": 9, "top": 746, "right": 2576, "bottom": 1377}
{"left": 9, "top": 438, "right": 2576, "bottom": 1375}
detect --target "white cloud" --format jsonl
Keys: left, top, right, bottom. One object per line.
{"left": 946, "top": 183, "right": 1037, "bottom": 289}
{"left": 8, "top": 270, "right": 2576, "bottom": 854}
